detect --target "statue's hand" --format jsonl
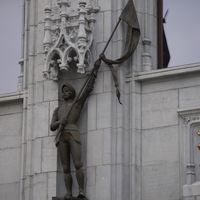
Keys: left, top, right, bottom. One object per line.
{"left": 99, "top": 53, "right": 106, "bottom": 60}
{"left": 99, "top": 53, "right": 112, "bottom": 65}
{"left": 94, "top": 58, "right": 101, "bottom": 66}
{"left": 60, "top": 118, "right": 68, "bottom": 126}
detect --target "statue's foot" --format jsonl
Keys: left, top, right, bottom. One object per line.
{"left": 64, "top": 193, "right": 72, "bottom": 200}
{"left": 77, "top": 190, "right": 85, "bottom": 199}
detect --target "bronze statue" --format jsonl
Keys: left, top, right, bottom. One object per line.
{"left": 50, "top": 59, "right": 101, "bottom": 199}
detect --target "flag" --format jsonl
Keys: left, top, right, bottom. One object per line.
{"left": 163, "top": 26, "right": 170, "bottom": 68}
{"left": 101, "top": 0, "right": 140, "bottom": 64}
{"left": 100, "top": 0, "right": 140, "bottom": 104}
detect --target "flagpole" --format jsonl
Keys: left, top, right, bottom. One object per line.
{"left": 101, "top": 18, "right": 122, "bottom": 54}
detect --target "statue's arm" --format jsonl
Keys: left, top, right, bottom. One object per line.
{"left": 78, "top": 59, "right": 101, "bottom": 104}
{"left": 50, "top": 107, "right": 60, "bottom": 131}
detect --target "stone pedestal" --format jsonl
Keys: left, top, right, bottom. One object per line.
{"left": 52, "top": 197, "right": 88, "bottom": 200}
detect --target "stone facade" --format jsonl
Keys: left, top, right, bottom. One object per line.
{"left": 0, "top": 93, "right": 23, "bottom": 200}
{"left": 135, "top": 63, "right": 200, "bottom": 200}
{"left": 1, "top": 0, "right": 200, "bottom": 200}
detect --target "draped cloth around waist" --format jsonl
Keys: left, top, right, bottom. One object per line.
{"left": 55, "top": 124, "right": 81, "bottom": 146}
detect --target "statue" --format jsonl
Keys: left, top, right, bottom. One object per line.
{"left": 50, "top": 1, "right": 141, "bottom": 198}
{"left": 50, "top": 59, "right": 101, "bottom": 199}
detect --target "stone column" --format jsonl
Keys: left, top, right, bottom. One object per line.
{"left": 86, "top": 1, "right": 143, "bottom": 200}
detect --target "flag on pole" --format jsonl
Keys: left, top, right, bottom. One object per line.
{"left": 101, "top": 0, "right": 140, "bottom": 64}
{"left": 100, "top": 0, "right": 140, "bottom": 104}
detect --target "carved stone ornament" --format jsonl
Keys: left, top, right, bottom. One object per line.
{"left": 43, "top": 0, "right": 100, "bottom": 80}
{"left": 196, "top": 130, "right": 200, "bottom": 135}
{"left": 183, "top": 116, "right": 199, "bottom": 124}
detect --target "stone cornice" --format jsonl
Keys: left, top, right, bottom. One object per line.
{"left": 177, "top": 107, "right": 200, "bottom": 117}
{"left": 0, "top": 92, "right": 24, "bottom": 103}
{"left": 134, "top": 62, "right": 200, "bottom": 82}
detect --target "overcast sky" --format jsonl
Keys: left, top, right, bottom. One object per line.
{"left": 163, "top": 0, "right": 200, "bottom": 67}
{"left": 0, "top": 0, "right": 22, "bottom": 94}
{"left": 0, "top": 0, "right": 200, "bottom": 94}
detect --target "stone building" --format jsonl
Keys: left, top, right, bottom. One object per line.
{"left": 0, "top": 0, "right": 200, "bottom": 200}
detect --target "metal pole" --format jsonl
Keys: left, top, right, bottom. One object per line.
{"left": 101, "top": 18, "right": 122, "bottom": 54}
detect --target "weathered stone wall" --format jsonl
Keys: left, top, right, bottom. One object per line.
{"left": 18, "top": 0, "right": 149, "bottom": 199}
{"left": 2, "top": 1, "right": 200, "bottom": 200}
{"left": 0, "top": 0, "right": 158, "bottom": 199}
{"left": 0, "top": 93, "right": 23, "bottom": 200}
{"left": 135, "top": 63, "right": 200, "bottom": 200}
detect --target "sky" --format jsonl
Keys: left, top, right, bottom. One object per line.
{"left": 163, "top": 0, "right": 200, "bottom": 67}
{"left": 0, "top": 0, "right": 22, "bottom": 94}
{"left": 0, "top": 0, "right": 200, "bottom": 94}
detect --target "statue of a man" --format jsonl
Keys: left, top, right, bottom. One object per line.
{"left": 50, "top": 59, "right": 101, "bottom": 199}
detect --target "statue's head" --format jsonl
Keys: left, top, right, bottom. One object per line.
{"left": 61, "top": 82, "right": 76, "bottom": 100}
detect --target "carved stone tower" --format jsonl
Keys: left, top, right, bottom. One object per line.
{"left": 15, "top": 0, "right": 157, "bottom": 199}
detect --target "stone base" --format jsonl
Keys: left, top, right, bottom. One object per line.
{"left": 52, "top": 197, "right": 88, "bottom": 200}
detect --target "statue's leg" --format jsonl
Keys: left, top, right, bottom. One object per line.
{"left": 58, "top": 138, "right": 73, "bottom": 199}
{"left": 70, "top": 138, "right": 85, "bottom": 198}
